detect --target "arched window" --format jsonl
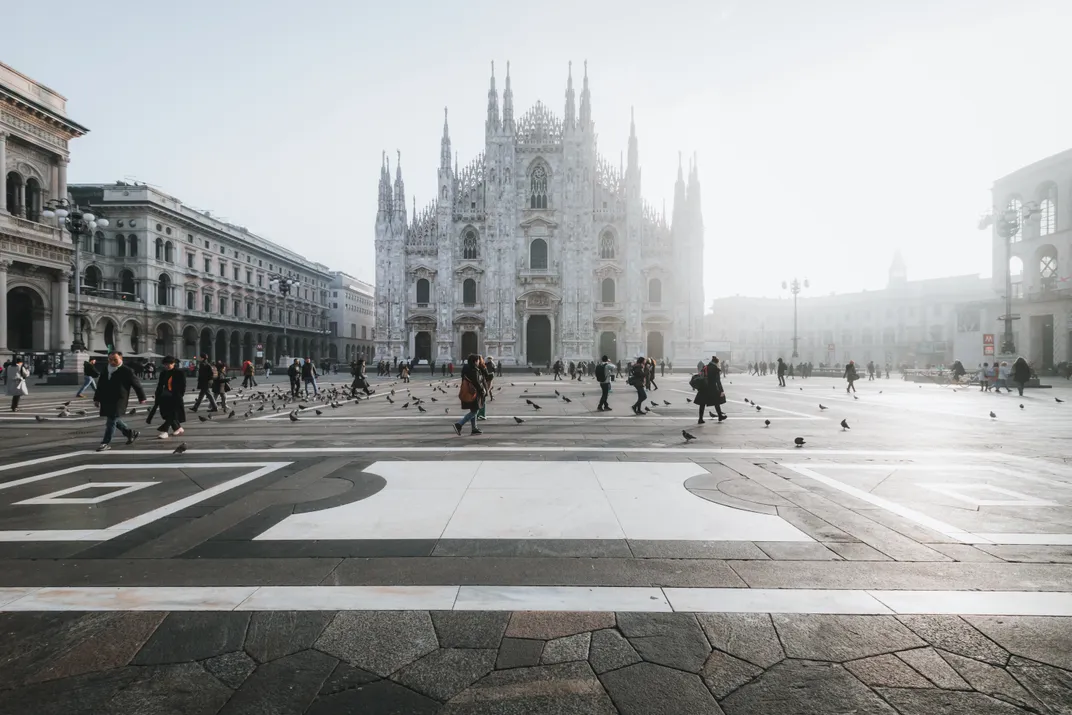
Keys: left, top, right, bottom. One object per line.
{"left": 119, "top": 269, "right": 136, "bottom": 296}
{"left": 530, "top": 238, "right": 548, "bottom": 270}
{"left": 116, "top": 233, "right": 126, "bottom": 257}
{"left": 155, "top": 238, "right": 164, "bottom": 260}
{"left": 94, "top": 230, "right": 105, "bottom": 255}
{"left": 24, "top": 178, "right": 41, "bottom": 222}
{"left": 1039, "top": 186, "right": 1056, "bottom": 236}
{"left": 601, "top": 277, "right": 616, "bottom": 304}
{"left": 529, "top": 164, "right": 548, "bottom": 209}
{"left": 416, "top": 278, "right": 430, "bottom": 304}
{"left": 128, "top": 235, "right": 139, "bottom": 256}
{"left": 187, "top": 292, "right": 195, "bottom": 310}
{"left": 204, "top": 294, "right": 212, "bottom": 312}
{"left": 1006, "top": 199, "right": 1023, "bottom": 242}
{"left": 599, "top": 230, "right": 616, "bottom": 259}
{"left": 157, "top": 274, "right": 171, "bottom": 306}
{"left": 463, "top": 278, "right": 477, "bottom": 305}
{"left": 462, "top": 229, "right": 479, "bottom": 260}
{"left": 84, "top": 265, "right": 102, "bottom": 289}
{"left": 648, "top": 278, "right": 662, "bottom": 303}
{"left": 164, "top": 241, "right": 174, "bottom": 263}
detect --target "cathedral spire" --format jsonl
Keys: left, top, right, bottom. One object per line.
{"left": 377, "top": 150, "right": 388, "bottom": 216}
{"left": 502, "top": 61, "right": 515, "bottom": 133}
{"left": 486, "top": 61, "right": 500, "bottom": 136}
{"left": 564, "top": 61, "right": 576, "bottom": 131}
{"left": 672, "top": 150, "right": 687, "bottom": 233}
{"left": 686, "top": 151, "right": 702, "bottom": 235}
{"left": 394, "top": 149, "right": 406, "bottom": 221}
{"left": 627, "top": 106, "right": 638, "bottom": 175}
{"left": 383, "top": 151, "right": 393, "bottom": 209}
{"left": 440, "top": 107, "right": 451, "bottom": 170}
{"left": 579, "top": 60, "right": 592, "bottom": 130}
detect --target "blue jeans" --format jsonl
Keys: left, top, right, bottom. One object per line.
{"left": 456, "top": 408, "right": 479, "bottom": 429}
{"left": 102, "top": 416, "right": 132, "bottom": 445}
{"left": 304, "top": 377, "right": 318, "bottom": 396}
{"left": 633, "top": 386, "right": 647, "bottom": 411}
{"left": 75, "top": 376, "right": 96, "bottom": 397}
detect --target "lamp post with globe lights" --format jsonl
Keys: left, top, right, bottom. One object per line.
{"left": 781, "top": 278, "right": 809, "bottom": 359}
{"left": 979, "top": 202, "right": 1040, "bottom": 355}
{"left": 268, "top": 274, "right": 300, "bottom": 363}
{"left": 41, "top": 199, "right": 108, "bottom": 352}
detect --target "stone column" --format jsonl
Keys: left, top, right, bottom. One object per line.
{"left": 0, "top": 132, "right": 7, "bottom": 214}
{"left": 0, "top": 260, "right": 9, "bottom": 352}
{"left": 57, "top": 158, "right": 68, "bottom": 203}
{"left": 16, "top": 180, "right": 25, "bottom": 217}
{"left": 55, "top": 271, "right": 71, "bottom": 351}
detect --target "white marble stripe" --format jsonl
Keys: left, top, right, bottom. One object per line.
{"left": 111, "top": 447, "right": 996, "bottom": 456}
{"left": 453, "top": 586, "right": 673, "bottom": 612}
{"left": 972, "top": 533, "right": 1072, "bottom": 545}
{"left": 0, "top": 452, "right": 93, "bottom": 474}
{"left": 237, "top": 586, "right": 461, "bottom": 611}
{"left": 870, "top": 590, "right": 1072, "bottom": 616}
{"left": 246, "top": 415, "right": 818, "bottom": 422}
{"left": 0, "top": 586, "right": 1070, "bottom": 614}
{"left": 664, "top": 588, "right": 892, "bottom": 614}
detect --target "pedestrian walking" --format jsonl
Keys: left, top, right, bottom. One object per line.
{"left": 453, "top": 354, "right": 486, "bottom": 436}
{"left": 844, "top": 360, "right": 858, "bottom": 393}
{"left": 477, "top": 356, "right": 493, "bottom": 421}
{"left": 6, "top": 357, "right": 29, "bottom": 411}
{"left": 190, "top": 354, "right": 219, "bottom": 412}
{"left": 241, "top": 359, "right": 257, "bottom": 388}
{"left": 212, "top": 361, "right": 230, "bottom": 409}
{"left": 287, "top": 359, "right": 301, "bottom": 396}
{"left": 695, "top": 355, "right": 727, "bottom": 424}
{"left": 867, "top": 361, "right": 875, "bottom": 381}
{"left": 596, "top": 354, "right": 613, "bottom": 411}
{"left": 647, "top": 358, "right": 659, "bottom": 391}
{"left": 351, "top": 358, "right": 375, "bottom": 395}
{"left": 995, "top": 361, "right": 1010, "bottom": 393}
{"left": 980, "top": 363, "right": 992, "bottom": 392}
{"left": 628, "top": 356, "right": 648, "bottom": 415}
{"left": 93, "top": 351, "right": 146, "bottom": 451}
{"left": 776, "top": 357, "right": 787, "bottom": 387}
{"left": 1012, "top": 356, "right": 1031, "bottom": 396}
{"left": 301, "top": 357, "right": 319, "bottom": 396}
{"left": 154, "top": 355, "right": 186, "bottom": 439}
{"left": 75, "top": 357, "right": 99, "bottom": 398}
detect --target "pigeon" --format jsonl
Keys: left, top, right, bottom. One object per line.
{"left": 794, "top": 437, "right": 805, "bottom": 447}
{"left": 1020, "top": 404, "right": 1024, "bottom": 409}
{"left": 686, "top": 398, "right": 692, "bottom": 403}
{"left": 1057, "top": 398, "right": 1065, "bottom": 403}
{"left": 663, "top": 400, "right": 671, "bottom": 406}
{"left": 226, "top": 410, "right": 236, "bottom": 419}
{"left": 386, "top": 396, "right": 394, "bottom": 404}
{"left": 819, "top": 404, "right": 828, "bottom": 410}
{"left": 128, "top": 408, "right": 137, "bottom": 415}
{"left": 289, "top": 411, "right": 300, "bottom": 422}
{"left": 879, "top": 391, "right": 883, "bottom": 394}
{"left": 582, "top": 392, "right": 586, "bottom": 397}
{"left": 298, "top": 404, "right": 308, "bottom": 410}
{"left": 555, "top": 390, "right": 560, "bottom": 396}
{"left": 709, "top": 411, "right": 716, "bottom": 418}
{"left": 989, "top": 411, "right": 996, "bottom": 419}
{"left": 841, "top": 419, "right": 850, "bottom": 430}
{"left": 315, "top": 409, "right": 323, "bottom": 416}
{"left": 513, "top": 416, "right": 524, "bottom": 424}
{"left": 172, "top": 442, "right": 188, "bottom": 454}
{"left": 562, "top": 396, "right": 572, "bottom": 403}
{"left": 644, "top": 406, "right": 651, "bottom": 413}
{"left": 256, "top": 405, "right": 265, "bottom": 412}
{"left": 34, "top": 415, "right": 46, "bottom": 422}
{"left": 430, "top": 397, "right": 438, "bottom": 402}
{"left": 682, "top": 429, "right": 697, "bottom": 443}
{"left": 755, "top": 405, "right": 761, "bottom": 411}
{"left": 244, "top": 410, "right": 253, "bottom": 418}
{"left": 651, "top": 400, "right": 658, "bottom": 407}
{"left": 418, "top": 405, "right": 427, "bottom": 413}
{"left": 525, "top": 399, "right": 533, "bottom": 405}
{"left": 63, "top": 401, "right": 70, "bottom": 407}
{"left": 853, "top": 395, "right": 859, "bottom": 401}
{"left": 764, "top": 419, "right": 771, "bottom": 427}
{"left": 532, "top": 402, "right": 542, "bottom": 410}
{"left": 401, "top": 402, "right": 409, "bottom": 409}
{"left": 198, "top": 415, "right": 209, "bottom": 422}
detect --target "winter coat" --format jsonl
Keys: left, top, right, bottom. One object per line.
{"left": 5, "top": 364, "right": 29, "bottom": 396}
{"left": 83, "top": 361, "right": 99, "bottom": 378}
{"left": 844, "top": 363, "right": 858, "bottom": 381}
{"left": 155, "top": 368, "right": 187, "bottom": 424}
{"left": 459, "top": 364, "right": 486, "bottom": 411}
{"left": 696, "top": 361, "right": 726, "bottom": 407}
{"left": 94, "top": 364, "right": 146, "bottom": 418}
{"left": 777, "top": 360, "right": 786, "bottom": 376}
{"left": 196, "top": 361, "right": 215, "bottom": 390}
{"left": 301, "top": 362, "right": 317, "bottom": 380}
{"left": 1012, "top": 360, "right": 1031, "bottom": 384}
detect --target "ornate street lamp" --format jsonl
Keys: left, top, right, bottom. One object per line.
{"left": 41, "top": 199, "right": 108, "bottom": 352}
{"left": 979, "top": 202, "right": 1040, "bottom": 355}
{"left": 781, "top": 278, "right": 809, "bottom": 358}
{"left": 268, "top": 274, "right": 300, "bottom": 359}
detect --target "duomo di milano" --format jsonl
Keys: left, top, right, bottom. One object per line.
{"left": 374, "top": 62, "right": 705, "bottom": 366}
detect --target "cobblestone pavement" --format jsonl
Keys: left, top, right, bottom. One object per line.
{"left": 0, "top": 372, "right": 1070, "bottom": 713}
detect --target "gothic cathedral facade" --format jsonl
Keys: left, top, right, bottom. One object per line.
{"left": 374, "top": 63, "right": 705, "bottom": 366}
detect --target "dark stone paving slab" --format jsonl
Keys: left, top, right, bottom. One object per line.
{"left": 1006, "top": 656, "right": 1072, "bottom": 715}
{"left": 432, "top": 611, "right": 509, "bottom": 649}
{"left": 218, "top": 649, "right": 337, "bottom": 714}
{"left": 965, "top": 616, "right": 1072, "bottom": 670}
{"left": 700, "top": 649, "right": 763, "bottom": 699}
{"left": 895, "top": 647, "right": 971, "bottom": 690}
{"left": 720, "top": 659, "right": 897, "bottom": 714}
{"left": 754, "top": 541, "right": 842, "bottom": 560}
{"left": 444, "top": 661, "right": 617, "bottom": 715}
{"left": 771, "top": 614, "right": 925, "bottom": 662}
{"left": 0, "top": 557, "right": 341, "bottom": 587}
{"left": 825, "top": 541, "right": 893, "bottom": 561}
{"left": 315, "top": 611, "right": 439, "bottom": 677}
{"left": 244, "top": 611, "right": 335, "bottom": 663}
{"left": 202, "top": 650, "right": 257, "bottom": 689}
{"left": 895, "top": 615, "right": 1010, "bottom": 665}
{"left": 496, "top": 638, "right": 545, "bottom": 669}
{"left": 874, "top": 687, "right": 1034, "bottom": 714}
{"left": 432, "top": 539, "right": 633, "bottom": 558}
{"left": 506, "top": 612, "right": 614, "bottom": 640}
{"left": 616, "top": 612, "right": 711, "bottom": 672}
{"left": 132, "top": 612, "right": 251, "bottom": 665}
{"left": 306, "top": 678, "right": 441, "bottom": 715}
{"left": 937, "top": 651, "right": 1040, "bottom": 710}
{"left": 626, "top": 540, "right": 769, "bottom": 560}
{"left": 844, "top": 653, "right": 931, "bottom": 689}
{"left": 103, "top": 662, "right": 233, "bottom": 714}
{"left": 391, "top": 648, "right": 497, "bottom": 702}
{"left": 696, "top": 613, "right": 785, "bottom": 669}
{"left": 318, "top": 662, "right": 381, "bottom": 694}
{"left": 0, "top": 611, "right": 164, "bottom": 689}
{"left": 729, "top": 561, "right": 1072, "bottom": 590}
{"left": 0, "top": 667, "right": 142, "bottom": 715}
{"left": 588, "top": 628, "right": 642, "bottom": 674}
{"left": 541, "top": 632, "right": 591, "bottom": 664}
{"left": 975, "top": 545, "right": 1072, "bottom": 563}
{"left": 601, "top": 661, "right": 723, "bottom": 714}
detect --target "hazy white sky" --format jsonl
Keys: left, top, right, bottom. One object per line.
{"left": 6, "top": 0, "right": 1071, "bottom": 303}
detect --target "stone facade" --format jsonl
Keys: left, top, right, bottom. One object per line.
{"left": 374, "top": 63, "right": 705, "bottom": 366}
{"left": 68, "top": 183, "right": 332, "bottom": 367}
{"left": 0, "top": 62, "right": 84, "bottom": 363}
{"left": 328, "top": 271, "right": 375, "bottom": 364}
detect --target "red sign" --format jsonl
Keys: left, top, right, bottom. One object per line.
{"left": 983, "top": 345, "right": 995, "bottom": 356}
{"left": 983, "top": 334, "right": 995, "bottom": 345}
{"left": 827, "top": 343, "right": 835, "bottom": 351}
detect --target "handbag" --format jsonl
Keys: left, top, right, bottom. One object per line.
{"left": 146, "top": 403, "right": 158, "bottom": 424}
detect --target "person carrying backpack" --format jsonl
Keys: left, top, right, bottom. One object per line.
{"left": 596, "top": 354, "right": 613, "bottom": 411}
{"left": 453, "top": 354, "right": 486, "bottom": 436}
{"left": 191, "top": 354, "right": 219, "bottom": 412}
{"left": 628, "top": 356, "right": 648, "bottom": 415}
{"left": 694, "top": 355, "right": 727, "bottom": 424}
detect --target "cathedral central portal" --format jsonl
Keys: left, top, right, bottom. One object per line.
{"left": 526, "top": 315, "right": 552, "bottom": 366}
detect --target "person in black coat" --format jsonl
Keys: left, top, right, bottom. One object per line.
{"left": 93, "top": 351, "right": 147, "bottom": 451}
{"left": 191, "top": 354, "right": 219, "bottom": 412}
{"left": 155, "top": 356, "right": 187, "bottom": 438}
{"left": 695, "top": 355, "right": 727, "bottom": 424}
{"left": 453, "top": 354, "right": 486, "bottom": 436}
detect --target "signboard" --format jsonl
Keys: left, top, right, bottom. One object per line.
{"left": 256, "top": 343, "right": 263, "bottom": 350}
{"left": 827, "top": 343, "right": 835, "bottom": 351}
{"left": 983, "top": 334, "right": 995, "bottom": 346}
{"left": 983, "top": 345, "right": 995, "bottom": 356}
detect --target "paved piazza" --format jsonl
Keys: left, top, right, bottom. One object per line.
{"left": 1, "top": 372, "right": 1071, "bottom": 714}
